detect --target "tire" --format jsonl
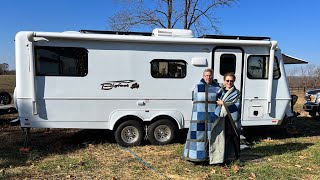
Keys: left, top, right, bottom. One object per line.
{"left": 114, "top": 120, "right": 144, "bottom": 147}
{"left": 147, "top": 119, "right": 177, "bottom": 145}
{"left": 0, "top": 91, "right": 12, "bottom": 105}
{"left": 309, "top": 111, "right": 317, "bottom": 117}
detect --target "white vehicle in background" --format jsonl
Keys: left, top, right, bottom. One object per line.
{"left": 303, "top": 89, "right": 320, "bottom": 117}
{"left": 14, "top": 28, "right": 307, "bottom": 146}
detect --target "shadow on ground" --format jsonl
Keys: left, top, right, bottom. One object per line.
{"left": 243, "top": 116, "right": 320, "bottom": 142}
{"left": 0, "top": 127, "right": 117, "bottom": 169}
{"left": 240, "top": 142, "right": 314, "bottom": 163}
{"left": 240, "top": 116, "right": 319, "bottom": 163}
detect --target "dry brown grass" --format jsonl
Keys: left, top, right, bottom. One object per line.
{"left": 0, "top": 117, "right": 319, "bottom": 179}
{"left": 290, "top": 89, "right": 308, "bottom": 116}
{"left": 0, "top": 77, "right": 319, "bottom": 179}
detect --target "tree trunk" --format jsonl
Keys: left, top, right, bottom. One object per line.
{"left": 167, "top": 0, "right": 172, "bottom": 28}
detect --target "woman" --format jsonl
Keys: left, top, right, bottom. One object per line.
{"left": 209, "top": 72, "right": 241, "bottom": 164}
{"left": 183, "top": 68, "right": 223, "bottom": 162}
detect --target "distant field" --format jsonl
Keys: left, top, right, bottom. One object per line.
{"left": 0, "top": 75, "right": 15, "bottom": 93}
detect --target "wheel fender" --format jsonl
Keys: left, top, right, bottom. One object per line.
{"left": 109, "top": 110, "right": 184, "bottom": 130}
{"left": 109, "top": 110, "right": 145, "bottom": 130}
{"left": 149, "top": 111, "right": 184, "bottom": 129}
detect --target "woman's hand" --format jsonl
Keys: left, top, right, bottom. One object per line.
{"left": 216, "top": 99, "right": 224, "bottom": 105}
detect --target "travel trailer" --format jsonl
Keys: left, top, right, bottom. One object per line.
{"left": 14, "top": 28, "right": 306, "bottom": 146}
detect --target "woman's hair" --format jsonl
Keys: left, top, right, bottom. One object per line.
{"left": 203, "top": 68, "right": 213, "bottom": 75}
{"left": 223, "top": 72, "right": 236, "bottom": 81}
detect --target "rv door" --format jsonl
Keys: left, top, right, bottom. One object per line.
{"left": 242, "top": 54, "right": 281, "bottom": 121}
{"left": 212, "top": 47, "right": 244, "bottom": 90}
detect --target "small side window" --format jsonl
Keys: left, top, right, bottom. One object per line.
{"left": 247, "top": 55, "right": 281, "bottom": 79}
{"left": 151, "top": 59, "right": 187, "bottom": 78}
{"left": 220, "top": 54, "right": 236, "bottom": 75}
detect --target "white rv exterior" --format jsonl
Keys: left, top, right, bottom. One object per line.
{"left": 15, "top": 29, "right": 296, "bottom": 146}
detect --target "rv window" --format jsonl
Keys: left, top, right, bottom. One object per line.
{"left": 151, "top": 59, "right": 187, "bottom": 78}
{"left": 219, "top": 54, "right": 236, "bottom": 75}
{"left": 35, "top": 46, "right": 88, "bottom": 76}
{"left": 247, "top": 55, "right": 280, "bottom": 79}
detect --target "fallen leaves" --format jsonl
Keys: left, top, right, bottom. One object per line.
{"left": 248, "top": 172, "right": 257, "bottom": 180}
{"left": 65, "top": 174, "right": 76, "bottom": 179}
{"left": 298, "top": 155, "right": 307, "bottom": 160}
{"left": 232, "top": 164, "right": 239, "bottom": 173}
{"left": 204, "top": 168, "right": 217, "bottom": 179}
{"left": 306, "top": 167, "right": 313, "bottom": 171}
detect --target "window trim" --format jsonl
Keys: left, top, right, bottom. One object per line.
{"left": 247, "top": 55, "right": 281, "bottom": 80}
{"left": 150, "top": 59, "right": 187, "bottom": 79}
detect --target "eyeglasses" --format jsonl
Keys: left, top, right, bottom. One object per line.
{"left": 225, "top": 80, "right": 234, "bottom": 83}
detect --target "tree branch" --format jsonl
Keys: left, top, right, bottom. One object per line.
{"left": 108, "top": 0, "right": 236, "bottom": 32}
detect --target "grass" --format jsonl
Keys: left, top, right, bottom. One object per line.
{"left": 0, "top": 117, "right": 319, "bottom": 179}
{"left": 0, "top": 75, "right": 15, "bottom": 93}
{"left": 0, "top": 79, "right": 319, "bottom": 179}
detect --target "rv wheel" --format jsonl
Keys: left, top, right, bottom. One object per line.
{"left": 147, "top": 119, "right": 177, "bottom": 145}
{"left": 115, "top": 120, "right": 144, "bottom": 147}
{"left": 0, "top": 91, "right": 12, "bottom": 105}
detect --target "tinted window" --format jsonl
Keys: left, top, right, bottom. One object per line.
{"left": 247, "top": 55, "right": 280, "bottom": 79}
{"left": 220, "top": 54, "right": 236, "bottom": 75}
{"left": 35, "top": 46, "right": 88, "bottom": 76}
{"left": 151, "top": 59, "right": 187, "bottom": 78}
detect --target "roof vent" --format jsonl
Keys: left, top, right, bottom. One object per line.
{"left": 152, "top": 28, "right": 194, "bottom": 38}
{"left": 62, "top": 31, "right": 80, "bottom": 34}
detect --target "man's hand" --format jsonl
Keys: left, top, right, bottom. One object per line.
{"left": 216, "top": 99, "right": 223, "bottom": 105}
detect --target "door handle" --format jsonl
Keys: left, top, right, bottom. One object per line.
{"left": 248, "top": 97, "right": 259, "bottom": 102}
{"left": 137, "top": 101, "right": 146, "bottom": 106}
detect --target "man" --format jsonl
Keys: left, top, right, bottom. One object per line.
{"left": 183, "top": 68, "right": 222, "bottom": 162}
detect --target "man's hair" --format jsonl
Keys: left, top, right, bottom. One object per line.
{"left": 203, "top": 68, "right": 213, "bottom": 75}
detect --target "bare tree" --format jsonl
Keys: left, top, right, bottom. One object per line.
{"left": 108, "top": 0, "right": 237, "bottom": 35}
{"left": 0, "top": 63, "right": 9, "bottom": 75}
{"left": 285, "top": 63, "right": 320, "bottom": 92}
{"left": 285, "top": 66, "right": 299, "bottom": 88}
{"left": 297, "top": 65, "right": 309, "bottom": 89}
{"left": 286, "top": 64, "right": 320, "bottom": 90}
{"left": 314, "top": 66, "right": 320, "bottom": 87}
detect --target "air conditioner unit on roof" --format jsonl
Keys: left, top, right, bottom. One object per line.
{"left": 152, "top": 28, "right": 194, "bottom": 38}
